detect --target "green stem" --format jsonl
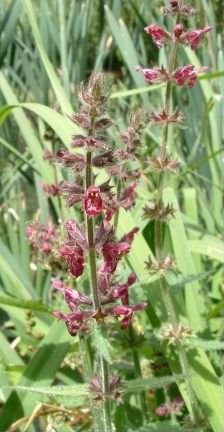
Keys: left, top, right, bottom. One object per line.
{"left": 128, "top": 325, "right": 149, "bottom": 420}
{"left": 154, "top": 17, "right": 200, "bottom": 425}
{"left": 113, "top": 177, "right": 122, "bottom": 233}
{"left": 99, "top": 348, "right": 112, "bottom": 432}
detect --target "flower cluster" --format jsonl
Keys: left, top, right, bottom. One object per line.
{"left": 139, "top": 0, "right": 211, "bottom": 229}
{"left": 26, "top": 221, "right": 65, "bottom": 272}
{"left": 136, "top": 64, "right": 208, "bottom": 88}
{"left": 89, "top": 374, "right": 123, "bottom": 402}
{"left": 44, "top": 73, "right": 147, "bottom": 336}
{"left": 145, "top": 23, "right": 211, "bottom": 50}
{"left": 163, "top": 1, "right": 196, "bottom": 17}
{"left": 27, "top": 222, "right": 57, "bottom": 254}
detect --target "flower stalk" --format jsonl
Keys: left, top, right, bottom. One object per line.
{"left": 155, "top": 32, "right": 200, "bottom": 432}
{"left": 37, "top": 73, "right": 146, "bottom": 431}
{"left": 138, "top": 0, "right": 212, "bottom": 424}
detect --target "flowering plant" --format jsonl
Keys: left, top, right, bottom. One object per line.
{"left": 24, "top": 1, "right": 221, "bottom": 431}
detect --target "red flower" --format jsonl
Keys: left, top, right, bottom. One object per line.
{"left": 84, "top": 186, "right": 103, "bottom": 217}
{"left": 59, "top": 244, "right": 84, "bottom": 277}
{"left": 102, "top": 242, "right": 131, "bottom": 273}
{"left": 111, "top": 303, "right": 146, "bottom": 329}
{"left": 52, "top": 309, "right": 89, "bottom": 336}
{"left": 136, "top": 66, "right": 169, "bottom": 85}
{"left": 112, "top": 272, "right": 137, "bottom": 305}
{"left": 185, "top": 26, "right": 212, "bottom": 50}
{"left": 172, "top": 64, "right": 208, "bottom": 87}
{"left": 144, "top": 24, "right": 168, "bottom": 48}
{"left": 52, "top": 279, "right": 92, "bottom": 309}
{"left": 173, "top": 24, "right": 184, "bottom": 39}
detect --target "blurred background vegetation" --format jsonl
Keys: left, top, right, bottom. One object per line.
{"left": 0, "top": 1, "right": 223, "bottom": 431}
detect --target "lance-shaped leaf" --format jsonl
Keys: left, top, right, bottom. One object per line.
{"left": 124, "top": 374, "right": 185, "bottom": 394}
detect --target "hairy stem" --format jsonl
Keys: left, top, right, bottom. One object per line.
{"left": 99, "top": 346, "right": 112, "bottom": 432}
{"left": 154, "top": 20, "right": 200, "bottom": 425}
{"left": 85, "top": 140, "right": 111, "bottom": 432}
{"left": 79, "top": 336, "right": 101, "bottom": 432}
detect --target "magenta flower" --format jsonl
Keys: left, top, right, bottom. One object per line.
{"left": 136, "top": 64, "right": 207, "bottom": 87}
{"left": 172, "top": 64, "right": 208, "bottom": 87}
{"left": 52, "top": 279, "right": 92, "bottom": 308}
{"left": 144, "top": 24, "right": 168, "bottom": 48}
{"left": 84, "top": 186, "right": 103, "bottom": 217}
{"left": 111, "top": 303, "right": 146, "bottom": 329}
{"left": 59, "top": 243, "right": 84, "bottom": 277}
{"left": 102, "top": 242, "right": 131, "bottom": 273}
{"left": 185, "top": 26, "right": 212, "bottom": 50}
{"left": 112, "top": 272, "right": 137, "bottom": 305}
{"left": 52, "top": 309, "right": 89, "bottom": 336}
{"left": 135, "top": 66, "right": 168, "bottom": 85}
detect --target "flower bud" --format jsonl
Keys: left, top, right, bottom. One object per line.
{"left": 174, "top": 24, "right": 183, "bottom": 39}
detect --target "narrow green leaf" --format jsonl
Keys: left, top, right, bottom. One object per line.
{"left": 0, "top": 322, "right": 70, "bottom": 431}
{"left": 187, "top": 338, "right": 224, "bottom": 351}
{"left": 165, "top": 270, "right": 215, "bottom": 292}
{"left": 4, "top": 383, "right": 88, "bottom": 398}
{"left": 22, "top": 0, "right": 72, "bottom": 113}
{"left": 0, "top": 72, "right": 55, "bottom": 183}
{"left": 0, "top": 240, "right": 35, "bottom": 299}
{"left": 130, "top": 425, "right": 204, "bottom": 432}
{"left": 188, "top": 238, "right": 224, "bottom": 263}
{"left": 110, "top": 84, "right": 163, "bottom": 99}
{"left": 105, "top": 6, "right": 148, "bottom": 105}
{"left": 0, "top": 103, "right": 78, "bottom": 146}
{"left": 0, "top": 296, "right": 51, "bottom": 314}
{"left": 125, "top": 374, "right": 185, "bottom": 393}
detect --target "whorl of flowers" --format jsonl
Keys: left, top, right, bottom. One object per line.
{"left": 27, "top": 73, "right": 146, "bottom": 338}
